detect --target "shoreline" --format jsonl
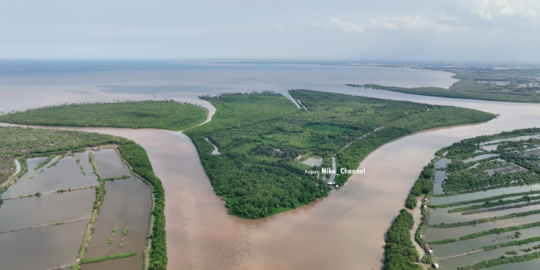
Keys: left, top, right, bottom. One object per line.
{"left": 1, "top": 159, "right": 21, "bottom": 188}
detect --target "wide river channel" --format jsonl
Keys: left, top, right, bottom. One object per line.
{"left": 1, "top": 61, "right": 540, "bottom": 270}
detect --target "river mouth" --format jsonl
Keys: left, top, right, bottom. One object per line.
{"left": 2, "top": 63, "right": 540, "bottom": 270}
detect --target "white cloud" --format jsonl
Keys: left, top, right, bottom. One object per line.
{"left": 467, "top": 0, "right": 539, "bottom": 20}
{"left": 329, "top": 18, "right": 367, "bottom": 32}
{"left": 329, "top": 16, "right": 452, "bottom": 33}
{"left": 440, "top": 15, "right": 460, "bottom": 22}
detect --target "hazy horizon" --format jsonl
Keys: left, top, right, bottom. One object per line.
{"left": 2, "top": 0, "right": 539, "bottom": 62}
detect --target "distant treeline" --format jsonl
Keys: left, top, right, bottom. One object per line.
{"left": 0, "top": 100, "right": 207, "bottom": 131}
{"left": 346, "top": 68, "right": 540, "bottom": 103}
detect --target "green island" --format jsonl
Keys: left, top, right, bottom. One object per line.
{"left": 386, "top": 128, "right": 540, "bottom": 269}
{"left": 1, "top": 91, "right": 495, "bottom": 220}
{"left": 0, "top": 100, "right": 207, "bottom": 130}
{"left": 185, "top": 90, "right": 495, "bottom": 219}
{"left": 346, "top": 68, "right": 540, "bottom": 103}
{"left": 0, "top": 126, "right": 167, "bottom": 270}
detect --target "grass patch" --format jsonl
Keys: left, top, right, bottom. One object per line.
{"left": 303, "top": 124, "right": 350, "bottom": 133}
{"left": 34, "top": 155, "right": 54, "bottom": 170}
{"left": 80, "top": 252, "right": 137, "bottom": 264}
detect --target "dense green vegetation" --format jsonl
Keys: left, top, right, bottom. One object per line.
{"left": 405, "top": 164, "right": 435, "bottom": 209}
{"left": 427, "top": 238, "right": 457, "bottom": 245}
{"left": 457, "top": 251, "right": 540, "bottom": 270}
{"left": 432, "top": 128, "right": 540, "bottom": 194}
{"left": 383, "top": 209, "right": 421, "bottom": 270}
{"left": 0, "top": 100, "right": 207, "bottom": 130}
{"left": 80, "top": 252, "right": 137, "bottom": 264}
{"left": 405, "top": 195, "right": 417, "bottom": 209}
{"left": 346, "top": 69, "right": 540, "bottom": 103}
{"left": 117, "top": 143, "right": 166, "bottom": 270}
{"left": 186, "top": 90, "right": 494, "bottom": 219}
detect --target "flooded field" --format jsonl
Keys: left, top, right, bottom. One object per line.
{"left": 0, "top": 146, "right": 152, "bottom": 270}
{"left": 439, "top": 242, "right": 540, "bottom": 269}
{"left": 84, "top": 150, "right": 152, "bottom": 270}
{"left": 431, "top": 225, "right": 540, "bottom": 258}
{"left": 435, "top": 158, "right": 451, "bottom": 169}
{"left": 422, "top": 132, "right": 540, "bottom": 269}
{"left": 433, "top": 171, "right": 446, "bottom": 195}
{"left": 430, "top": 183, "right": 540, "bottom": 205}
{"left": 0, "top": 188, "right": 94, "bottom": 232}
{"left": 81, "top": 254, "right": 144, "bottom": 270}
{"left": 0, "top": 220, "right": 88, "bottom": 270}
{"left": 1, "top": 152, "right": 98, "bottom": 199}
{"left": 92, "top": 148, "right": 132, "bottom": 178}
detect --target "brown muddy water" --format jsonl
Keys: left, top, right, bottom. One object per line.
{"left": 84, "top": 150, "right": 152, "bottom": 270}
{"left": 0, "top": 188, "right": 94, "bottom": 232}
{"left": 1, "top": 152, "right": 98, "bottom": 199}
{"left": 81, "top": 254, "right": 144, "bottom": 270}
{"left": 0, "top": 219, "right": 88, "bottom": 270}
{"left": 92, "top": 148, "right": 132, "bottom": 178}
{"left": 3, "top": 66, "right": 540, "bottom": 269}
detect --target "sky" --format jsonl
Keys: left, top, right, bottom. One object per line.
{"left": 1, "top": 0, "right": 539, "bottom": 61}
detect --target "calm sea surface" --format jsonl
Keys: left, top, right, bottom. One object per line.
{"left": 0, "top": 60, "right": 456, "bottom": 112}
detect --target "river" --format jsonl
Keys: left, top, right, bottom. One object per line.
{"left": 2, "top": 61, "right": 540, "bottom": 270}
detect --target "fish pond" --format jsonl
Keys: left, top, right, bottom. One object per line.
{"left": 419, "top": 131, "right": 540, "bottom": 270}
{"left": 0, "top": 148, "right": 152, "bottom": 270}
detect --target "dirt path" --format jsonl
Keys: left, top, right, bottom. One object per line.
{"left": 1, "top": 159, "right": 21, "bottom": 188}
{"left": 436, "top": 249, "right": 483, "bottom": 260}
{"left": 407, "top": 197, "right": 425, "bottom": 257}
{"left": 0, "top": 218, "right": 90, "bottom": 234}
